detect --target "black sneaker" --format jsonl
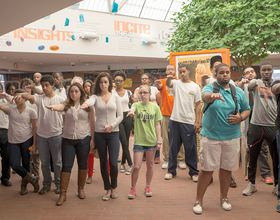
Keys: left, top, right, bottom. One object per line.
{"left": 1, "top": 180, "right": 12, "bottom": 187}
{"left": 230, "top": 176, "right": 237, "bottom": 188}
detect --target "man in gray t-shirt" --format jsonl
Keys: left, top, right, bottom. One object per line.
{"left": 238, "top": 67, "right": 272, "bottom": 184}
{"left": 242, "top": 62, "right": 279, "bottom": 197}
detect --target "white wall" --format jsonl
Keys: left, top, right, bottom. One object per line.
{"left": 0, "top": 8, "right": 172, "bottom": 58}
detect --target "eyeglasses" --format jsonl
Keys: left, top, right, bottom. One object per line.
{"left": 139, "top": 92, "right": 149, "bottom": 95}
{"left": 141, "top": 78, "right": 149, "bottom": 80}
{"left": 113, "top": 80, "right": 123, "bottom": 83}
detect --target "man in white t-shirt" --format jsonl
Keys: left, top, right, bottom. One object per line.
{"left": 33, "top": 72, "right": 43, "bottom": 91}
{"left": 52, "top": 72, "right": 67, "bottom": 100}
{"left": 164, "top": 64, "right": 201, "bottom": 181}
{"left": 13, "top": 75, "right": 64, "bottom": 195}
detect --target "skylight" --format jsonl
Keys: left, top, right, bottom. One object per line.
{"left": 78, "top": 0, "right": 186, "bottom": 22}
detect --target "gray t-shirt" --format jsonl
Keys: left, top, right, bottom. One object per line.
{"left": 249, "top": 79, "right": 277, "bottom": 126}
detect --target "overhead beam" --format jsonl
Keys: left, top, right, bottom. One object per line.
{"left": 107, "top": 0, "right": 112, "bottom": 14}
{"left": 117, "top": 0, "right": 128, "bottom": 12}
{"left": 139, "top": 0, "right": 146, "bottom": 17}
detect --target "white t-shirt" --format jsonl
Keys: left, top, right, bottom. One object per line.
{"left": 86, "top": 94, "right": 123, "bottom": 132}
{"left": 0, "top": 98, "right": 9, "bottom": 129}
{"left": 26, "top": 100, "right": 38, "bottom": 112}
{"left": 62, "top": 105, "right": 91, "bottom": 139}
{"left": 34, "top": 94, "right": 64, "bottom": 138}
{"left": 112, "top": 89, "right": 131, "bottom": 112}
{"left": 135, "top": 86, "right": 159, "bottom": 104}
{"left": 8, "top": 106, "right": 37, "bottom": 144}
{"left": 168, "top": 80, "right": 201, "bottom": 124}
{"left": 35, "top": 85, "right": 43, "bottom": 91}
{"left": 54, "top": 87, "right": 67, "bottom": 100}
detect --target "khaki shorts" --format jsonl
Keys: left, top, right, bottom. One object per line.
{"left": 199, "top": 135, "right": 240, "bottom": 171}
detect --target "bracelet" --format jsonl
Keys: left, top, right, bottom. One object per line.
{"left": 156, "top": 141, "right": 162, "bottom": 145}
{"left": 240, "top": 115, "right": 243, "bottom": 121}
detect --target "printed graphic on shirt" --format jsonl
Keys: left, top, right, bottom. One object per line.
{"left": 136, "top": 110, "right": 155, "bottom": 123}
{"left": 258, "top": 87, "right": 274, "bottom": 100}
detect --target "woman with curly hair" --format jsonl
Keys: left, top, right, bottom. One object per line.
{"left": 112, "top": 70, "right": 133, "bottom": 175}
{"left": 5, "top": 81, "right": 19, "bottom": 96}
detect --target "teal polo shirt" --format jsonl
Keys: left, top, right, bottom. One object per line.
{"left": 200, "top": 83, "right": 250, "bottom": 140}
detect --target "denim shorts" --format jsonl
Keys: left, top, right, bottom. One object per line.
{"left": 133, "top": 145, "right": 156, "bottom": 152}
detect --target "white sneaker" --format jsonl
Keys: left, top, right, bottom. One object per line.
{"left": 161, "top": 161, "right": 168, "bottom": 169}
{"left": 272, "top": 184, "right": 278, "bottom": 196}
{"left": 125, "top": 166, "right": 133, "bottom": 175}
{"left": 164, "top": 173, "right": 173, "bottom": 180}
{"left": 120, "top": 165, "right": 125, "bottom": 173}
{"left": 193, "top": 201, "right": 203, "bottom": 214}
{"left": 221, "top": 198, "right": 232, "bottom": 211}
{"left": 242, "top": 182, "right": 257, "bottom": 196}
{"left": 178, "top": 161, "right": 187, "bottom": 169}
{"left": 192, "top": 175, "right": 198, "bottom": 182}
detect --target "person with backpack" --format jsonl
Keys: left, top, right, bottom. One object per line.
{"left": 201, "top": 55, "right": 237, "bottom": 187}
{"left": 112, "top": 70, "right": 133, "bottom": 175}
{"left": 193, "top": 63, "right": 250, "bottom": 214}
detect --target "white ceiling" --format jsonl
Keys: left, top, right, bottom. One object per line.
{"left": 0, "top": 51, "right": 167, "bottom": 67}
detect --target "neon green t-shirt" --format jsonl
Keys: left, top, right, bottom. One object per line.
{"left": 132, "top": 102, "right": 162, "bottom": 146}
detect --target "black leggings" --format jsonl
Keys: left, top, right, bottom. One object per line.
{"left": 61, "top": 136, "right": 91, "bottom": 173}
{"left": 119, "top": 112, "right": 133, "bottom": 166}
{"left": 247, "top": 124, "right": 278, "bottom": 186}
{"left": 95, "top": 132, "right": 119, "bottom": 190}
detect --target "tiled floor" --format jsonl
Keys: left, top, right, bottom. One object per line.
{"left": 0, "top": 137, "right": 279, "bottom": 220}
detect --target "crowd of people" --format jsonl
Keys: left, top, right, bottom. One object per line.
{"left": 0, "top": 56, "right": 279, "bottom": 214}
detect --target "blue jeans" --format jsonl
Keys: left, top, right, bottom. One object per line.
{"left": 37, "top": 135, "right": 62, "bottom": 188}
{"left": 275, "top": 130, "right": 280, "bottom": 200}
{"left": 8, "top": 137, "right": 33, "bottom": 178}
{"left": 168, "top": 120, "right": 199, "bottom": 176}
{"left": 61, "top": 136, "right": 91, "bottom": 173}
{"left": 95, "top": 132, "right": 119, "bottom": 190}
